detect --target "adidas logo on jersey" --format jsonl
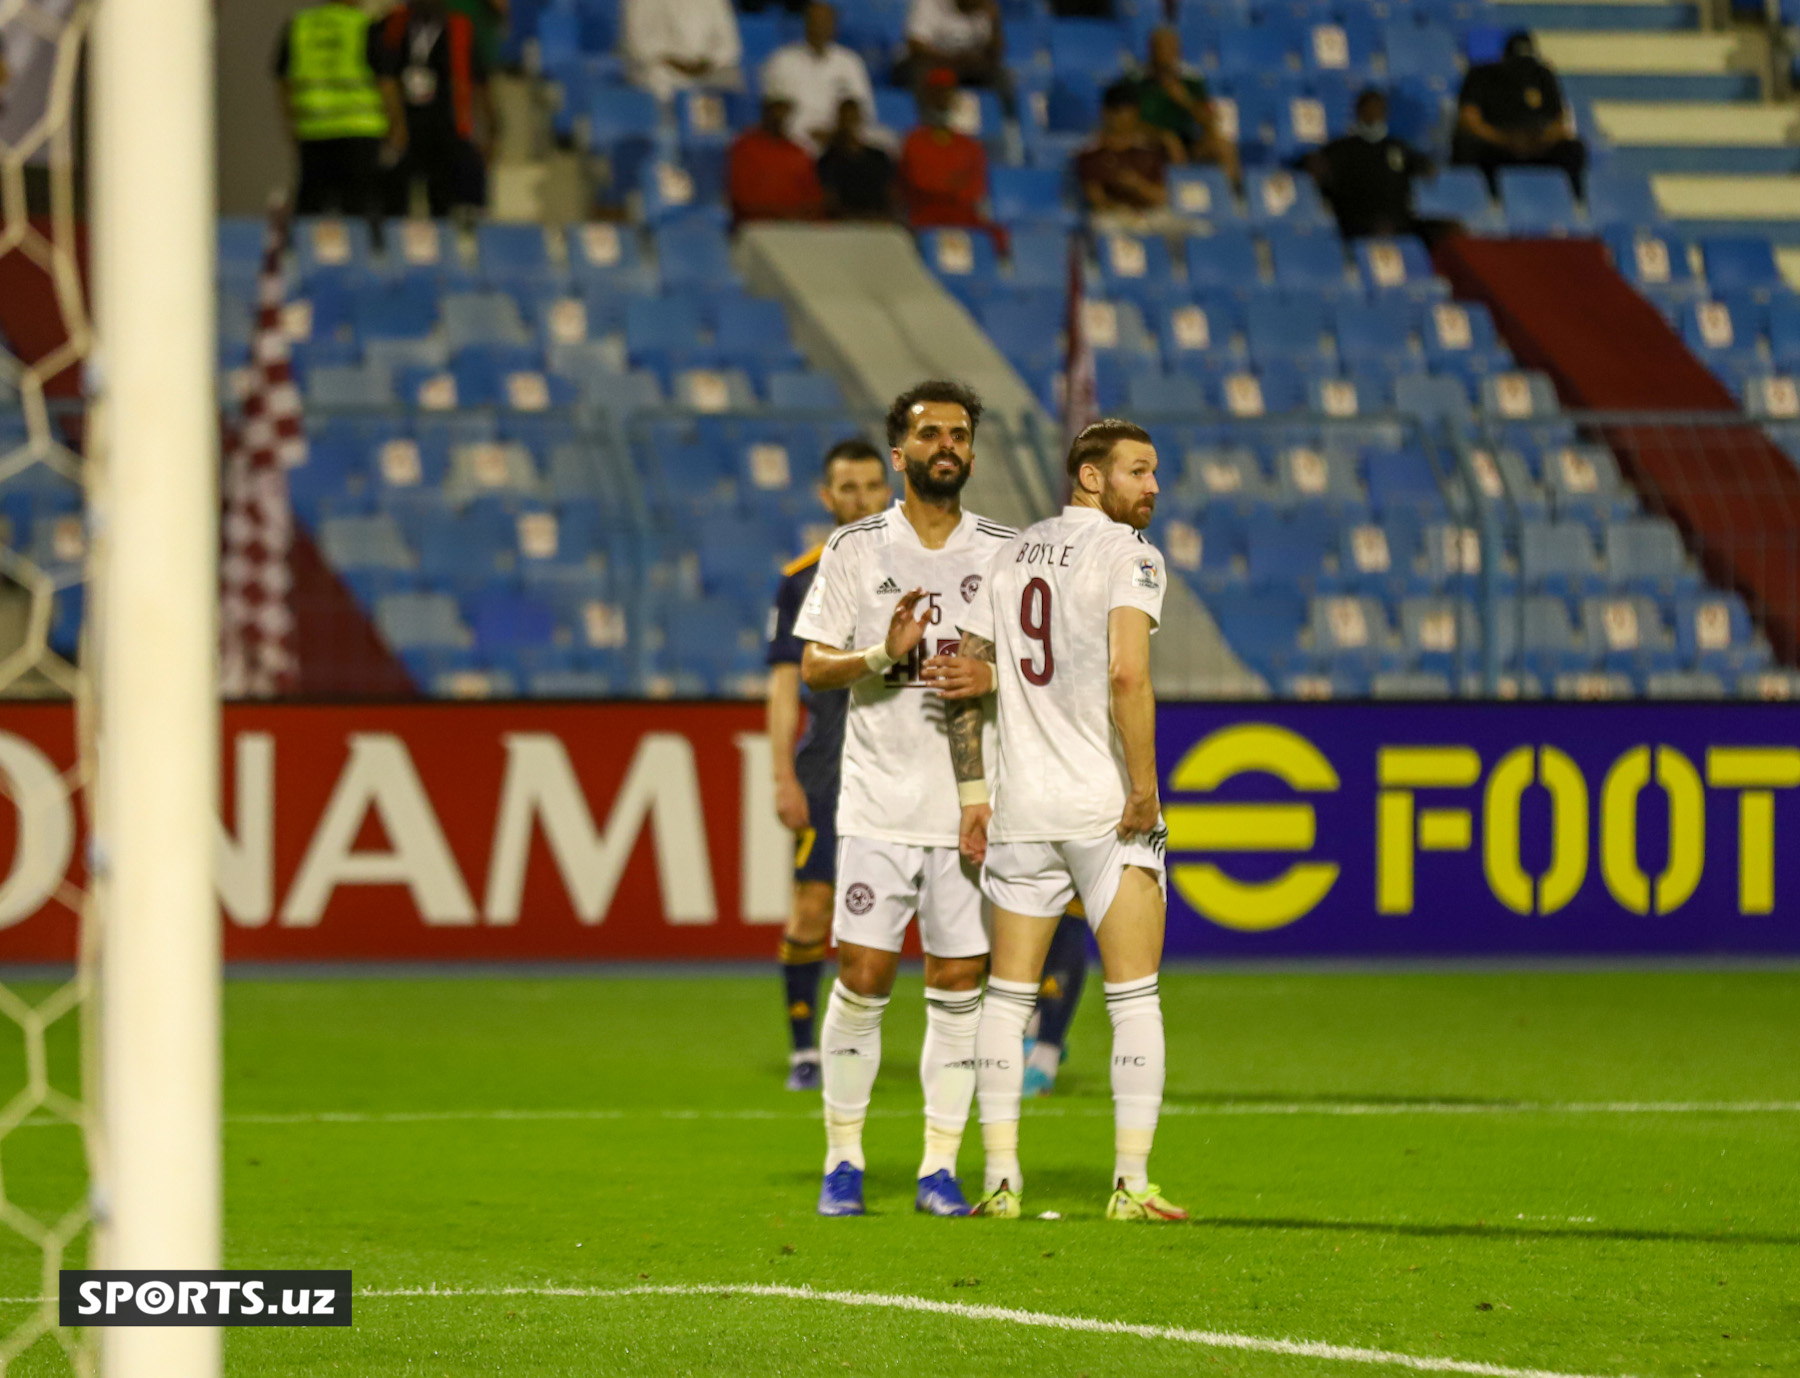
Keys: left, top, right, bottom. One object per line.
{"left": 874, "top": 577, "right": 901, "bottom": 594}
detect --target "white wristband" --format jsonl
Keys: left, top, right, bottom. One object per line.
{"left": 862, "top": 644, "right": 897, "bottom": 674}
{"left": 957, "top": 779, "right": 990, "bottom": 807}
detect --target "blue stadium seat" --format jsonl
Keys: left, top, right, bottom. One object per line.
{"left": 1007, "top": 227, "right": 1071, "bottom": 292}
{"left": 307, "top": 364, "right": 395, "bottom": 409}
{"left": 767, "top": 371, "right": 844, "bottom": 410}
{"left": 1049, "top": 18, "right": 1133, "bottom": 75}
{"left": 295, "top": 217, "right": 377, "bottom": 283}
{"left": 1127, "top": 373, "right": 1210, "bottom": 413}
{"left": 1413, "top": 169, "right": 1499, "bottom": 231}
{"left": 1510, "top": 594, "right": 1592, "bottom": 678}
{"left": 477, "top": 224, "right": 558, "bottom": 288}
{"left": 1185, "top": 231, "right": 1264, "bottom": 297}
{"left": 1604, "top": 517, "right": 1697, "bottom": 596}
{"left": 1244, "top": 170, "right": 1332, "bottom": 228}
{"left": 1245, "top": 297, "right": 1331, "bottom": 366}
{"left": 1700, "top": 236, "right": 1783, "bottom": 298}
{"left": 1394, "top": 372, "right": 1473, "bottom": 430}
{"left": 1247, "top": 514, "right": 1333, "bottom": 591}
{"left": 1353, "top": 238, "right": 1440, "bottom": 299}
{"left": 1210, "top": 591, "right": 1309, "bottom": 676}
{"left": 587, "top": 86, "right": 660, "bottom": 185}
{"left": 1499, "top": 168, "right": 1580, "bottom": 234}
{"left": 1268, "top": 228, "right": 1358, "bottom": 296}
{"left": 1579, "top": 595, "right": 1678, "bottom": 674}
{"left": 376, "top": 591, "right": 470, "bottom": 650}
{"left": 1096, "top": 231, "right": 1176, "bottom": 303}
{"left": 990, "top": 166, "right": 1077, "bottom": 228}
{"left": 1521, "top": 521, "right": 1603, "bottom": 596}
{"left": 1159, "top": 299, "right": 1242, "bottom": 368}
{"left": 1678, "top": 299, "right": 1760, "bottom": 374}
{"left": 1168, "top": 444, "right": 1278, "bottom": 511}
{"left": 921, "top": 228, "right": 999, "bottom": 298}
{"left": 716, "top": 297, "right": 803, "bottom": 377}
{"left": 656, "top": 222, "right": 735, "bottom": 292}
{"left": 1335, "top": 298, "right": 1413, "bottom": 366}
{"left": 1383, "top": 23, "right": 1460, "bottom": 85}
{"left": 981, "top": 294, "right": 1064, "bottom": 371}
{"left": 1399, "top": 596, "right": 1481, "bottom": 676}
{"left": 1218, "top": 26, "right": 1297, "bottom": 76}
{"left": 624, "top": 296, "right": 710, "bottom": 379}
{"left": 565, "top": 222, "right": 649, "bottom": 292}
{"left": 1167, "top": 167, "right": 1240, "bottom": 223}
{"left": 1584, "top": 171, "right": 1663, "bottom": 229}
{"left": 1274, "top": 443, "right": 1365, "bottom": 510}
{"left": 1366, "top": 449, "right": 1449, "bottom": 517}
{"left": 442, "top": 291, "right": 533, "bottom": 349}
{"left": 1537, "top": 443, "right": 1633, "bottom": 524}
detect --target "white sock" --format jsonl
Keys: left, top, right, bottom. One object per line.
{"left": 1105, "top": 974, "right": 1164, "bottom": 1193}
{"left": 1026, "top": 1040, "right": 1061, "bottom": 1078}
{"left": 918, "top": 987, "right": 980, "bottom": 1180}
{"left": 820, "top": 980, "right": 888, "bottom": 1173}
{"left": 975, "top": 976, "right": 1036, "bottom": 1193}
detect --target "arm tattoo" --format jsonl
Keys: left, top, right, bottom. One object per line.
{"left": 945, "top": 634, "right": 996, "bottom": 785}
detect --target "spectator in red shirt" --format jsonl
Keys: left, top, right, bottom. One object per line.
{"left": 1075, "top": 78, "right": 1178, "bottom": 218}
{"left": 898, "top": 68, "right": 987, "bottom": 228}
{"left": 728, "top": 84, "right": 825, "bottom": 223}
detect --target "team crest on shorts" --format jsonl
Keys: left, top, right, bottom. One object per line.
{"left": 961, "top": 574, "right": 982, "bottom": 602}
{"left": 845, "top": 882, "right": 876, "bottom": 915}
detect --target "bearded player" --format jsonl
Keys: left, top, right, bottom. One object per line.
{"left": 792, "top": 380, "right": 1015, "bottom": 1217}
{"left": 938, "top": 418, "right": 1185, "bottom": 1222}
{"left": 767, "top": 438, "right": 894, "bottom": 1091}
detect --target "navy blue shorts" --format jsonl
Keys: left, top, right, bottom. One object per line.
{"left": 794, "top": 787, "right": 839, "bottom": 886}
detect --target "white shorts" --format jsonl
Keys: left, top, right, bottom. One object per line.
{"left": 981, "top": 828, "right": 1168, "bottom": 929}
{"left": 833, "top": 836, "right": 990, "bottom": 959}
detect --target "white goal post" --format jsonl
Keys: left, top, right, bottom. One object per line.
{"left": 90, "top": 0, "right": 221, "bottom": 1372}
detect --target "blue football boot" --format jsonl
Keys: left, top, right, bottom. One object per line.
{"left": 817, "top": 1163, "right": 865, "bottom": 1216}
{"left": 914, "top": 1169, "right": 972, "bottom": 1216}
{"left": 785, "top": 1057, "right": 821, "bottom": 1092}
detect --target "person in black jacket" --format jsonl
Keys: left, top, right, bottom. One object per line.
{"left": 1451, "top": 29, "right": 1586, "bottom": 196}
{"left": 1308, "top": 88, "right": 1435, "bottom": 240}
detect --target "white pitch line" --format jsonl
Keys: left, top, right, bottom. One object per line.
{"left": 206, "top": 1100, "right": 1800, "bottom": 1126}
{"left": 355, "top": 1282, "right": 1627, "bottom": 1378}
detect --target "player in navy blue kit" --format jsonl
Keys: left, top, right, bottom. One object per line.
{"left": 767, "top": 439, "right": 894, "bottom": 1091}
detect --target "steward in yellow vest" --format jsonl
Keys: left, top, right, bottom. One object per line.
{"left": 273, "top": 1, "right": 404, "bottom": 217}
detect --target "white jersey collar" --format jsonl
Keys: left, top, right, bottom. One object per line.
{"left": 1060, "top": 504, "right": 1112, "bottom": 524}
{"left": 888, "top": 500, "right": 975, "bottom": 550}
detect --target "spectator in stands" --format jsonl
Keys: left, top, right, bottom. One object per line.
{"left": 901, "top": 0, "right": 1006, "bottom": 94}
{"left": 449, "top": 0, "right": 509, "bottom": 71}
{"left": 622, "top": 0, "right": 743, "bottom": 104}
{"left": 898, "top": 68, "right": 988, "bottom": 228}
{"left": 818, "top": 98, "right": 899, "bottom": 220}
{"left": 1076, "top": 79, "right": 1178, "bottom": 219}
{"left": 729, "top": 81, "right": 825, "bottom": 224}
{"left": 377, "top": 0, "right": 495, "bottom": 220}
{"left": 1131, "top": 27, "right": 1239, "bottom": 187}
{"left": 1451, "top": 30, "right": 1586, "bottom": 197}
{"left": 761, "top": 2, "right": 877, "bottom": 151}
{"left": 1309, "top": 88, "right": 1436, "bottom": 240}
{"left": 273, "top": 0, "right": 405, "bottom": 219}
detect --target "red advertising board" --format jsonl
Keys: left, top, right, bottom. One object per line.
{"left": 0, "top": 703, "right": 801, "bottom": 961}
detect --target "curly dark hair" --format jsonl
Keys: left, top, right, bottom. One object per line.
{"left": 884, "top": 380, "right": 984, "bottom": 450}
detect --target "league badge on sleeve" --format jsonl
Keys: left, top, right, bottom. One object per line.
{"left": 1133, "top": 558, "right": 1161, "bottom": 591}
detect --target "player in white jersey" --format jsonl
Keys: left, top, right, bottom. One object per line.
{"left": 938, "top": 418, "right": 1186, "bottom": 1222}
{"left": 791, "top": 379, "right": 1016, "bottom": 1218}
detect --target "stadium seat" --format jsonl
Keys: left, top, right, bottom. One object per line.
{"left": 1700, "top": 236, "right": 1783, "bottom": 298}
{"left": 442, "top": 292, "right": 533, "bottom": 349}
{"left": 1096, "top": 231, "right": 1176, "bottom": 304}
{"left": 1383, "top": 23, "right": 1460, "bottom": 84}
{"left": 1160, "top": 299, "right": 1241, "bottom": 368}
{"left": 1245, "top": 297, "right": 1332, "bottom": 367}
{"left": 1274, "top": 444, "right": 1365, "bottom": 510}
{"left": 1185, "top": 231, "right": 1264, "bottom": 297}
{"left": 1268, "top": 228, "right": 1358, "bottom": 296}
{"left": 307, "top": 365, "right": 395, "bottom": 409}
{"left": 767, "top": 371, "right": 844, "bottom": 411}
{"left": 1520, "top": 521, "right": 1603, "bottom": 596}
{"left": 1538, "top": 443, "right": 1633, "bottom": 523}
{"left": 1413, "top": 169, "right": 1500, "bottom": 232}
{"left": 1007, "top": 227, "right": 1071, "bottom": 291}
{"left": 477, "top": 224, "right": 558, "bottom": 288}
{"left": 1580, "top": 595, "right": 1677, "bottom": 674}
{"left": 1244, "top": 170, "right": 1332, "bottom": 228}
{"left": 1499, "top": 168, "right": 1580, "bottom": 235}
{"left": 1604, "top": 517, "right": 1697, "bottom": 596}
{"left": 1353, "top": 238, "right": 1440, "bottom": 299}
{"left": 921, "top": 228, "right": 1000, "bottom": 295}
{"left": 656, "top": 223, "right": 735, "bottom": 292}
{"left": 990, "top": 166, "right": 1077, "bottom": 228}
{"left": 1127, "top": 373, "right": 1210, "bottom": 413}
{"left": 1309, "top": 595, "right": 1399, "bottom": 673}
{"left": 1335, "top": 298, "right": 1414, "bottom": 368}
{"left": 376, "top": 591, "right": 470, "bottom": 650}
{"left": 1167, "top": 166, "right": 1240, "bottom": 222}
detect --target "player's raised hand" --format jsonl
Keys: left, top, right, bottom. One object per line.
{"left": 959, "top": 802, "right": 992, "bottom": 866}
{"left": 922, "top": 653, "right": 994, "bottom": 699}
{"left": 1117, "top": 788, "right": 1160, "bottom": 841}
{"left": 883, "top": 588, "right": 932, "bottom": 661}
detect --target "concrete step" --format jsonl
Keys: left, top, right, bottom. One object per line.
{"left": 1654, "top": 173, "right": 1800, "bottom": 241}
{"left": 1537, "top": 30, "right": 1754, "bottom": 72}
{"left": 1496, "top": 0, "right": 1699, "bottom": 31}
{"left": 1594, "top": 100, "right": 1800, "bottom": 174}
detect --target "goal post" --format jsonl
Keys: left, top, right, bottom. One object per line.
{"left": 90, "top": 0, "right": 221, "bottom": 1372}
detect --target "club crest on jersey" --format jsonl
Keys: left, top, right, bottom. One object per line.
{"left": 1133, "top": 559, "right": 1160, "bottom": 591}
{"left": 844, "top": 882, "right": 876, "bottom": 915}
{"left": 960, "top": 574, "right": 982, "bottom": 602}
{"left": 874, "top": 577, "right": 901, "bottom": 595}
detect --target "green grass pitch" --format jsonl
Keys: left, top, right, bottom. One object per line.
{"left": 2, "top": 967, "right": 1797, "bottom": 1375}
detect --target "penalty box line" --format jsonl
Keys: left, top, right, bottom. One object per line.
{"left": 359, "top": 1281, "right": 1629, "bottom": 1378}
{"left": 208, "top": 1101, "right": 1800, "bottom": 1126}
